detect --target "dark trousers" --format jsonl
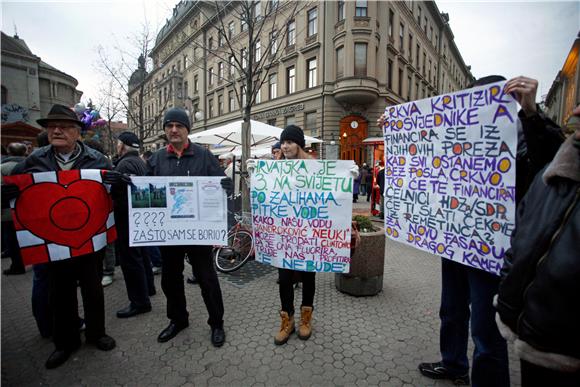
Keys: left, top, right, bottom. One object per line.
{"left": 3, "top": 221, "right": 24, "bottom": 271}
{"left": 279, "top": 268, "right": 315, "bottom": 316}
{"left": 32, "top": 263, "right": 51, "bottom": 338}
{"left": 117, "top": 240, "right": 155, "bottom": 309}
{"left": 144, "top": 246, "right": 162, "bottom": 267}
{"left": 159, "top": 245, "right": 224, "bottom": 328}
{"left": 521, "top": 360, "right": 580, "bottom": 387}
{"left": 439, "top": 258, "right": 509, "bottom": 387}
{"left": 49, "top": 251, "right": 106, "bottom": 350}
{"left": 366, "top": 183, "right": 372, "bottom": 201}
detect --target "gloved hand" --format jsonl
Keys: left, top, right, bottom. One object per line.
{"left": 349, "top": 164, "right": 360, "bottom": 179}
{"left": 102, "top": 170, "right": 132, "bottom": 185}
{"left": 246, "top": 159, "right": 257, "bottom": 174}
{"left": 1, "top": 184, "right": 20, "bottom": 203}
{"left": 221, "top": 177, "right": 234, "bottom": 196}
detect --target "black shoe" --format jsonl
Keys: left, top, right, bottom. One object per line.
{"left": 45, "top": 345, "right": 79, "bottom": 369}
{"left": 86, "top": 334, "right": 116, "bottom": 351}
{"left": 211, "top": 327, "right": 225, "bottom": 347}
{"left": 157, "top": 321, "right": 189, "bottom": 343}
{"left": 418, "top": 362, "right": 470, "bottom": 385}
{"left": 3, "top": 267, "right": 25, "bottom": 275}
{"left": 116, "top": 304, "right": 152, "bottom": 318}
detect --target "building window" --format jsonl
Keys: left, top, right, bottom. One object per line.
{"left": 218, "top": 62, "right": 224, "bottom": 81}
{"left": 387, "top": 59, "right": 393, "bottom": 90}
{"left": 338, "top": 0, "right": 345, "bottom": 21}
{"left": 209, "top": 67, "right": 214, "bottom": 86}
{"left": 354, "top": 43, "right": 367, "bottom": 77}
{"left": 307, "top": 8, "right": 317, "bottom": 37}
{"left": 183, "top": 81, "right": 188, "bottom": 98}
{"left": 416, "top": 82, "right": 420, "bottom": 99}
{"left": 255, "top": 87, "right": 261, "bottom": 104}
{"left": 336, "top": 46, "right": 344, "bottom": 78}
{"left": 423, "top": 52, "right": 426, "bottom": 74}
{"left": 194, "top": 75, "right": 198, "bottom": 92}
{"left": 287, "top": 66, "right": 296, "bottom": 94}
{"left": 305, "top": 112, "right": 317, "bottom": 137}
{"left": 424, "top": 16, "right": 427, "bottom": 33}
{"left": 193, "top": 46, "right": 198, "bottom": 60}
{"left": 428, "top": 59, "right": 432, "bottom": 81}
{"left": 228, "top": 21, "right": 235, "bottom": 38}
{"left": 287, "top": 20, "right": 296, "bottom": 46}
{"left": 417, "top": 6, "right": 421, "bottom": 25}
{"left": 229, "top": 55, "right": 235, "bottom": 78}
{"left": 307, "top": 58, "right": 317, "bottom": 88}
{"left": 416, "top": 44, "right": 420, "bottom": 67}
{"left": 208, "top": 36, "right": 213, "bottom": 50}
{"left": 355, "top": 0, "right": 367, "bottom": 17}
{"left": 388, "top": 9, "right": 394, "bottom": 39}
{"left": 241, "top": 18, "right": 247, "bottom": 32}
{"left": 241, "top": 86, "right": 247, "bottom": 106}
{"left": 209, "top": 98, "right": 214, "bottom": 118}
{"left": 285, "top": 115, "right": 295, "bottom": 127}
{"left": 242, "top": 48, "right": 248, "bottom": 68}
{"left": 429, "top": 26, "right": 433, "bottom": 41}
{"left": 254, "top": 1, "right": 261, "bottom": 18}
{"left": 218, "top": 32, "right": 224, "bottom": 47}
{"left": 255, "top": 40, "right": 261, "bottom": 62}
{"left": 267, "top": 118, "right": 277, "bottom": 126}
{"left": 408, "top": 33, "right": 413, "bottom": 60}
{"left": 269, "top": 73, "right": 277, "bottom": 99}
{"left": 270, "top": 30, "right": 278, "bottom": 55}
{"left": 269, "top": 0, "right": 279, "bottom": 11}
{"left": 229, "top": 91, "right": 235, "bottom": 111}
{"left": 218, "top": 95, "right": 223, "bottom": 115}
{"left": 407, "top": 75, "right": 412, "bottom": 100}
{"left": 398, "top": 68, "right": 404, "bottom": 95}
{"left": 399, "top": 23, "right": 405, "bottom": 51}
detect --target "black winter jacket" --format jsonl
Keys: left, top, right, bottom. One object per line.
{"left": 12, "top": 142, "right": 111, "bottom": 174}
{"left": 147, "top": 141, "right": 224, "bottom": 178}
{"left": 496, "top": 137, "right": 580, "bottom": 359}
{"left": 111, "top": 151, "right": 147, "bottom": 224}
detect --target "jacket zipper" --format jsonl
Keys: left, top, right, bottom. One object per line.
{"left": 516, "top": 187, "right": 580, "bottom": 332}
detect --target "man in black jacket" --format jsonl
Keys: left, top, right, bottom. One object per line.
{"left": 496, "top": 106, "right": 580, "bottom": 386}
{"left": 147, "top": 107, "right": 232, "bottom": 347}
{"left": 112, "top": 131, "right": 156, "bottom": 318}
{"left": 415, "top": 76, "right": 565, "bottom": 386}
{"left": 9, "top": 104, "right": 116, "bottom": 369}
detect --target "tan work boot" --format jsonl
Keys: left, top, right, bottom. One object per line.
{"left": 274, "top": 311, "right": 295, "bottom": 345}
{"left": 298, "top": 306, "right": 313, "bottom": 340}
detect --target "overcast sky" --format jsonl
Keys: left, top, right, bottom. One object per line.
{"left": 2, "top": 0, "right": 579, "bottom": 115}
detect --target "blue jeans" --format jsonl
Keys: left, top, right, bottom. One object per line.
{"left": 439, "top": 258, "right": 509, "bottom": 387}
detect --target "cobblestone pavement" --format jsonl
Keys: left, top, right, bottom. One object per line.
{"left": 2, "top": 202, "right": 521, "bottom": 386}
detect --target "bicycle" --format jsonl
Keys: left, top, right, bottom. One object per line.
{"left": 214, "top": 210, "right": 254, "bottom": 273}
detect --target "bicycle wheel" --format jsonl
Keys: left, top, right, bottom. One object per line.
{"left": 214, "top": 229, "right": 254, "bottom": 273}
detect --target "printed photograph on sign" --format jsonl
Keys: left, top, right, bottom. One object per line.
{"left": 149, "top": 183, "right": 167, "bottom": 207}
{"left": 130, "top": 183, "right": 150, "bottom": 208}
{"left": 382, "top": 81, "right": 517, "bottom": 275}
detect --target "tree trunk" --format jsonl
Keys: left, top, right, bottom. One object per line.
{"left": 241, "top": 107, "right": 251, "bottom": 213}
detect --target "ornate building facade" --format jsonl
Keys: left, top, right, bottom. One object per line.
{"left": 1, "top": 32, "right": 82, "bottom": 146}
{"left": 128, "top": 1, "right": 473, "bottom": 164}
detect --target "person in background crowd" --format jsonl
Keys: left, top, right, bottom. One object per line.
{"left": 83, "top": 139, "right": 117, "bottom": 287}
{"left": 6, "top": 104, "right": 117, "bottom": 369}
{"left": 139, "top": 148, "right": 163, "bottom": 274}
{"left": 409, "top": 75, "right": 564, "bottom": 386}
{"left": 495, "top": 105, "right": 580, "bottom": 387}
{"left": 110, "top": 131, "right": 156, "bottom": 318}
{"left": 22, "top": 140, "right": 33, "bottom": 156}
{"left": 146, "top": 107, "right": 233, "bottom": 346}
{"left": 353, "top": 163, "right": 361, "bottom": 203}
{"left": 248, "top": 125, "right": 359, "bottom": 346}
{"left": 1, "top": 142, "right": 28, "bottom": 275}
{"left": 271, "top": 141, "right": 281, "bottom": 160}
{"left": 359, "top": 163, "right": 368, "bottom": 196}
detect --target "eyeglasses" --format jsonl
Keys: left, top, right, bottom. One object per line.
{"left": 46, "top": 124, "right": 79, "bottom": 130}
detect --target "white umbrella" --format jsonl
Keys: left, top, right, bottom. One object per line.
{"left": 189, "top": 119, "right": 323, "bottom": 147}
{"left": 216, "top": 145, "right": 273, "bottom": 159}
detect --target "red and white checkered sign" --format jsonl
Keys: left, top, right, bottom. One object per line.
{"left": 4, "top": 169, "right": 117, "bottom": 265}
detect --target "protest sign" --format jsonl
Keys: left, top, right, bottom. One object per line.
{"left": 251, "top": 160, "right": 353, "bottom": 273}
{"left": 4, "top": 169, "right": 116, "bottom": 265}
{"left": 382, "top": 81, "right": 517, "bottom": 275}
{"left": 128, "top": 176, "right": 227, "bottom": 246}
